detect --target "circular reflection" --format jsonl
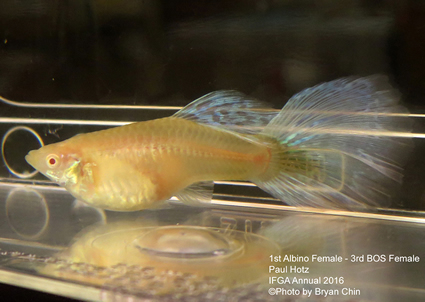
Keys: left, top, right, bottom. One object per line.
{"left": 134, "top": 226, "right": 244, "bottom": 259}
{"left": 6, "top": 187, "right": 50, "bottom": 239}
{"left": 1, "top": 126, "right": 44, "bottom": 178}
{"left": 48, "top": 223, "right": 280, "bottom": 290}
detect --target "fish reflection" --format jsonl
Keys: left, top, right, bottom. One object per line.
{"left": 35, "top": 212, "right": 415, "bottom": 300}
{"left": 40, "top": 220, "right": 280, "bottom": 295}
{"left": 26, "top": 76, "right": 411, "bottom": 211}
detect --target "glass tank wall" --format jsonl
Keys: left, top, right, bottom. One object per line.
{"left": 1, "top": 1, "right": 425, "bottom": 301}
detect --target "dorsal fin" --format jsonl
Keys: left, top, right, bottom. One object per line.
{"left": 174, "top": 90, "right": 277, "bottom": 134}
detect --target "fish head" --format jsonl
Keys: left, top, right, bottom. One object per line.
{"left": 25, "top": 143, "right": 82, "bottom": 186}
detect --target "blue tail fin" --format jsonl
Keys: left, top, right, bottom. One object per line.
{"left": 253, "top": 76, "right": 413, "bottom": 209}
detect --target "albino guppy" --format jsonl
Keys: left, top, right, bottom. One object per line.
{"left": 25, "top": 76, "right": 411, "bottom": 211}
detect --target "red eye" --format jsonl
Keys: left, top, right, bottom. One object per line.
{"left": 47, "top": 155, "right": 59, "bottom": 167}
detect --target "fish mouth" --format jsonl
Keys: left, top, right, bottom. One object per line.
{"left": 25, "top": 150, "right": 37, "bottom": 168}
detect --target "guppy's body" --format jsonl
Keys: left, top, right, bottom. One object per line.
{"left": 62, "top": 117, "right": 269, "bottom": 210}
{"left": 25, "top": 76, "right": 412, "bottom": 210}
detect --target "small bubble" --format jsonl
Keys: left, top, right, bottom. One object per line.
{"left": 140, "top": 266, "right": 155, "bottom": 274}
{"left": 181, "top": 272, "right": 194, "bottom": 279}
{"left": 112, "top": 275, "right": 130, "bottom": 283}
{"left": 46, "top": 257, "right": 60, "bottom": 264}
{"left": 173, "top": 277, "right": 186, "bottom": 288}
{"left": 203, "top": 276, "right": 219, "bottom": 285}
{"left": 140, "top": 274, "right": 155, "bottom": 280}
{"left": 111, "top": 263, "right": 127, "bottom": 269}
{"left": 148, "top": 280, "right": 164, "bottom": 289}
{"left": 162, "top": 269, "right": 176, "bottom": 276}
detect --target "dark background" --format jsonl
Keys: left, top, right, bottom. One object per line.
{"left": 1, "top": 0, "right": 425, "bottom": 107}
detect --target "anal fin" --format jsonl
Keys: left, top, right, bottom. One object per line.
{"left": 174, "top": 181, "right": 214, "bottom": 205}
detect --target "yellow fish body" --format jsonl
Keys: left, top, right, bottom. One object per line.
{"left": 27, "top": 117, "right": 270, "bottom": 210}
{"left": 25, "top": 76, "right": 412, "bottom": 210}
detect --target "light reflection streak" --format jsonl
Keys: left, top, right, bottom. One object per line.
{"left": 1, "top": 94, "right": 425, "bottom": 117}
{"left": 1, "top": 117, "right": 131, "bottom": 126}
{"left": 0, "top": 237, "right": 62, "bottom": 251}
{"left": 1, "top": 181, "right": 424, "bottom": 224}
{"left": 1, "top": 117, "right": 424, "bottom": 138}
{"left": 0, "top": 95, "right": 181, "bottom": 110}
{"left": 210, "top": 199, "right": 425, "bottom": 224}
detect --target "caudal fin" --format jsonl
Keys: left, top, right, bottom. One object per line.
{"left": 253, "top": 76, "right": 413, "bottom": 209}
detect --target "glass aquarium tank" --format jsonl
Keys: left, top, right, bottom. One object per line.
{"left": 1, "top": 1, "right": 425, "bottom": 301}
